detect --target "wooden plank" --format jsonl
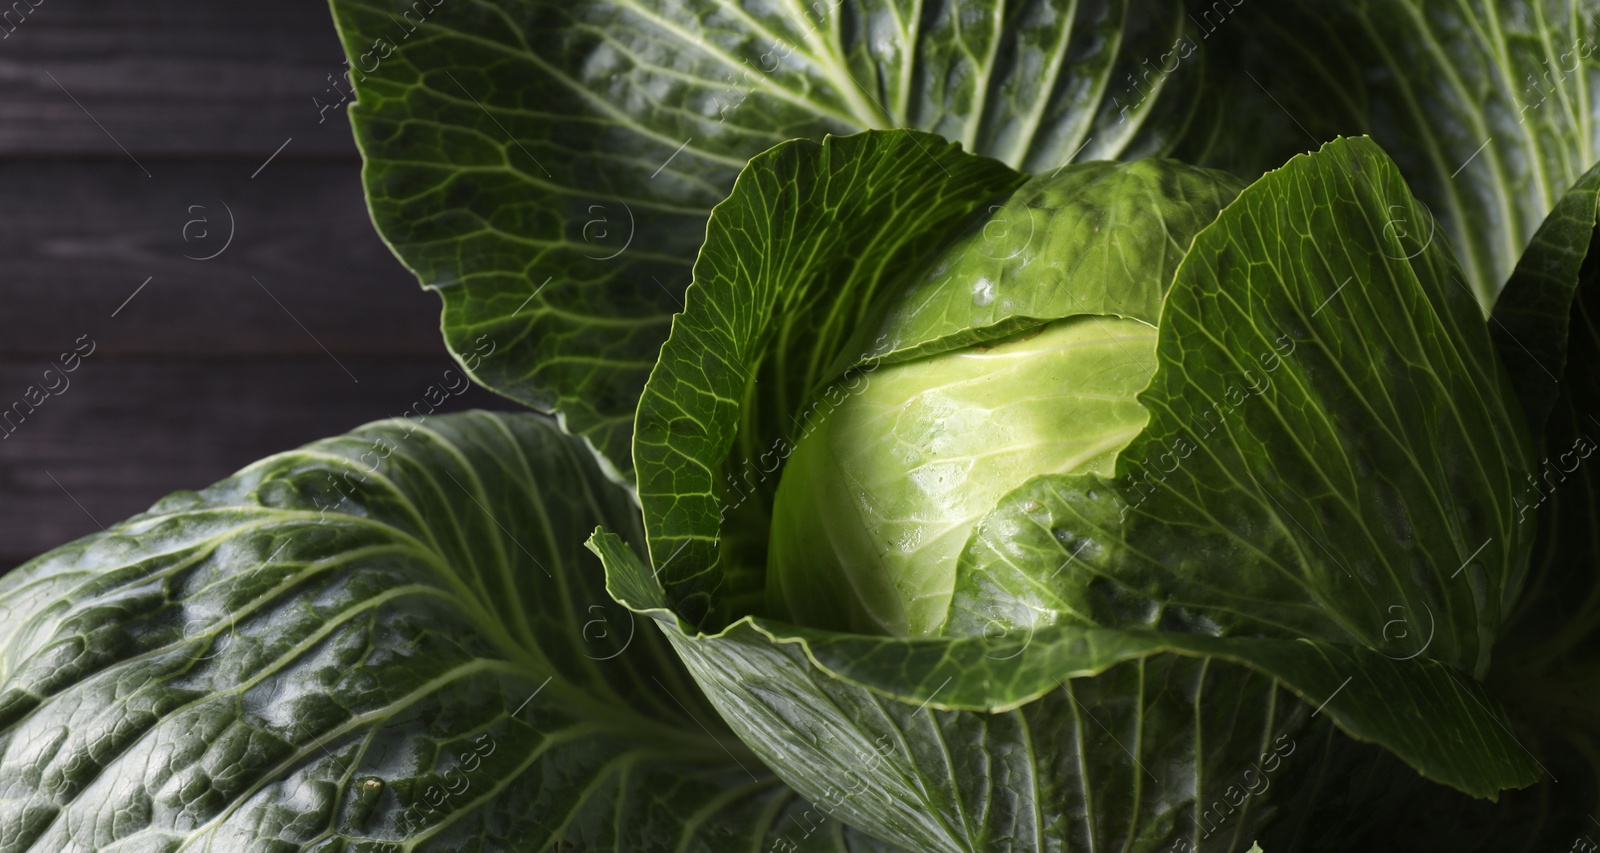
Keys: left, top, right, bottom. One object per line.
{"left": 0, "top": 161, "right": 449, "bottom": 356}
{"left": 0, "top": 0, "right": 360, "bottom": 157}
{"left": 0, "top": 358, "right": 516, "bottom": 569}
{"left": 0, "top": 2, "right": 578, "bottom": 574}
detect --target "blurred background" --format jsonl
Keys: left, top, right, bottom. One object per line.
{"left": 0, "top": 0, "right": 496, "bottom": 570}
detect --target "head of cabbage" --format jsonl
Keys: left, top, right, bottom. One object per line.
{"left": 608, "top": 132, "right": 1549, "bottom": 853}
{"left": 765, "top": 158, "right": 1247, "bottom": 636}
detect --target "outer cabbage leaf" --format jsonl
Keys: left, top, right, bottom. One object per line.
{"left": 0, "top": 412, "right": 890, "bottom": 852}
{"left": 1491, "top": 162, "right": 1600, "bottom": 431}
{"left": 1493, "top": 163, "right": 1600, "bottom": 720}
{"left": 1184, "top": 1, "right": 1600, "bottom": 310}
{"left": 327, "top": 0, "right": 1218, "bottom": 478}
{"left": 1348, "top": 152, "right": 1600, "bottom": 852}
{"left": 952, "top": 137, "right": 1535, "bottom": 678}
{"left": 593, "top": 530, "right": 1536, "bottom": 853}
{"left": 634, "top": 130, "right": 1024, "bottom": 625}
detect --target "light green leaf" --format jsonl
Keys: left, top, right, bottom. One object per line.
{"left": 952, "top": 137, "right": 1535, "bottom": 677}
{"left": 328, "top": 0, "right": 1216, "bottom": 477}
{"left": 0, "top": 412, "right": 888, "bottom": 851}
{"left": 767, "top": 315, "right": 1159, "bottom": 636}
{"left": 1185, "top": 1, "right": 1600, "bottom": 310}
{"left": 871, "top": 158, "right": 1244, "bottom": 364}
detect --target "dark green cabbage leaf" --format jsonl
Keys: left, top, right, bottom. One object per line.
{"left": 595, "top": 528, "right": 1500, "bottom": 853}
{"left": 0, "top": 412, "right": 888, "bottom": 851}
{"left": 1186, "top": 1, "right": 1600, "bottom": 310}
{"left": 327, "top": 0, "right": 1214, "bottom": 478}
{"left": 950, "top": 136, "right": 1534, "bottom": 679}
{"left": 328, "top": 0, "right": 1600, "bottom": 480}
{"left": 1348, "top": 156, "right": 1600, "bottom": 851}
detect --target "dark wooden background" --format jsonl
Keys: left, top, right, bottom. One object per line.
{"left": 0, "top": 1, "right": 499, "bottom": 570}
